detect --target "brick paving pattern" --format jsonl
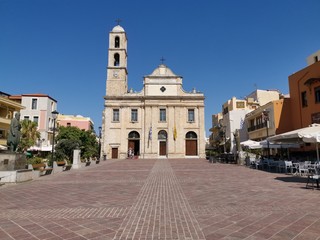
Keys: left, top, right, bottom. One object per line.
{"left": 0, "top": 158, "right": 320, "bottom": 240}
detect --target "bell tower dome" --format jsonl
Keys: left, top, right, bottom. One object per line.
{"left": 106, "top": 23, "right": 128, "bottom": 96}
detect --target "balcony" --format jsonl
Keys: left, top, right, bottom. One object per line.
{"left": 248, "top": 122, "right": 266, "bottom": 132}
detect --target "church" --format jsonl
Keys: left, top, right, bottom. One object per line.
{"left": 101, "top": 24, "right": 206, "bottom": 159}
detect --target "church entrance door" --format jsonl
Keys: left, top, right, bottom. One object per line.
{"left": 186, "top": 140, "right": 197, "bottom": 155}
{"left": 159, "top": 141, "right": 167, "bottom": 156}
{"left": 128, "top": 140, "right": 140, "bottom": 156}
{"left": 158, "top": 130, "right": 168, "bottom": 157}
{"left": 128, "top": 131, "right": 140, "bottom": 157}
{"left": 111, "top": 148, "right": 118, "bottom": 159}
{"left": 185, "top": 131, "right": 198, "bottom": 156}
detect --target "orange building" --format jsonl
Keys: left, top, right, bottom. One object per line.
{"left": 289, "top": 51, "right": 320, "bottom": 129}
{"left": 246, "top": 98, "right": 292, "bottom": 141}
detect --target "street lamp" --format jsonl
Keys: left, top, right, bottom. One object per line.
{"left": 51, "top": 110, "right": 59, "bottom": 163}
{"left": 262, "top": 110, "right": 270, "bottom": 159}
{"left": 98, "top": 126, "right": 102, "bottom": 160}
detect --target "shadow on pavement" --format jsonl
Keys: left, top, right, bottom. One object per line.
{"left": 274, "top": 176, "right": 307, "bottom": 183}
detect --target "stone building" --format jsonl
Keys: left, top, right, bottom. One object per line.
{"left": 101, "top": 24, "right": 205, "bottom": 159}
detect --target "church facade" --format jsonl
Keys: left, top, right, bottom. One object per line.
{"left": 101, "top": 24, "right": 206, "bottom": 159}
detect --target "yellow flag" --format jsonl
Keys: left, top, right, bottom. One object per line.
{"left": 173, "top": 126, "right": 177, "bottom": 141}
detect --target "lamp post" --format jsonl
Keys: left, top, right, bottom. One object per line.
{"left": 51, "top": 110, "right": 59, "bottom": 163}
{"left": 98, "top": 126, "right": 102, "bottom": 160}
{"left": 262, "top": 110, "right": 270, "bottom": 159}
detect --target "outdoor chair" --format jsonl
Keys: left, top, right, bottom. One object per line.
{"left": 267, "top": 159, "right": 277, "bottom": 172}
{"left": 306, "top": 167, "right": 320, "bottom": 189}
{"left": 298, "top": 162, "right": 309, "bottom": 176}
{"left": 284, "top": 161, "right": 293, "bottom": 174}
{"left": 277, "top": 161, "right": 285, "bottom": 173}
{"left": 254, "top": 159, "right": 262, "bottom": 169}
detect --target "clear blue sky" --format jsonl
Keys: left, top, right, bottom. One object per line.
{"left": 1, "top": 0, "right": 319, "bottom": 135}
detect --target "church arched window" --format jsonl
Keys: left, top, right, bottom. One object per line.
{"left": 114, "top": 53, "right": 120, "bottom": 66}
{"left": 115, "top": 36, "right": 120, "bottom": 48}
{"left": 128, "top": 131, "right": 140, "bottom": 139}
{"left": 158, "top": 130, "right": 167, "bottom": 140}
{"left": 186, "top": 131, "right": 197, "bottom": 139}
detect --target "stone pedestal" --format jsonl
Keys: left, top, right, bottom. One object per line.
{"left": 0, "top": 153, "right": 31, "bottom": 183}
{"left": 0, "top": 152, "right": 27, "bottom": 171}
{"left": 72, "top": 149, "right": 81, "bottom": 169}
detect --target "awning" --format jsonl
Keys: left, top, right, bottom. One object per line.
{"left": 260, "top": 140, "right": 301, "bottom": 149}
{"left": 268, "top": 124, "right": 320, "bottom": 161}
{"left": 268, "top": 124, "right": 320, "bottom": 143}
{"left": 240, "top": 140, "right": 261, "bottom": 149}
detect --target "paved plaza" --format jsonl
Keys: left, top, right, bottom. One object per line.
{"left": 1, "top": 159, "right": 320, "bottom": 240}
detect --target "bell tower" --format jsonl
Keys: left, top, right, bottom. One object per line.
{"left": 106, "top": 23, "right": 128, "bottom": 96}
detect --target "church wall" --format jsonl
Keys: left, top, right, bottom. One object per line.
{"left": 102, "top": 99, "right": 206, "bottom": 159}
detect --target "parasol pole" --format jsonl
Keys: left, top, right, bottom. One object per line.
{"left": 317, "top": 142, "right": 319, "bottom": 162}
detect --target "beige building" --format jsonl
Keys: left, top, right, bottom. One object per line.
{"left": 57, "top": 114, "right": 94, "bottom": 131}
{"left": 101, "top": 24, "right": 206, "bottom": 159}
{"left": 0, "top": 92, "right": 24, "bottom": 148}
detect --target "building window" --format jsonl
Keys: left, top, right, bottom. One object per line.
{"left": 67, "top": 123, "right": 71, "bottom": 127}
{"left": 24, "top": 116, "right": 30, "bottom": 121}
{"left": 33, "top": 116, "right": 39, "bottom": 125}
{"left": 159, "top": 109, "right": 166, "bottom": 122}
{"left": 31, "top": 98, "right": 38, "bottom": 110}
{"left": 186, "top": 131, "right": 197, "bottom": 139}
{"left": 315, "top": 87, "right": 320, "bottom": 103}
{"left": 236, "top": 102, "right": 245, "bottom": 108}
{"left": 315, "top": 56, "right": 319, "bottom": 63}
{"left": 131, "top": 109, "right": 138, "bottom": 122}
{"left": 158, "top": 130, "right": 167, "bottom": 140}
{"left": 114, "top": 53, "right": 120, "bottom": 66}
{"left": 301, "top": 91, "right": 308, "bottom": 107}
{"left": 115, "top": 36, "right": 120, "bottom": 48}
{"left": 188, "top": 109, "right": 195, "bottom": 122}
{"left": 113, "top": 109, "right": 120, "bottom": 122}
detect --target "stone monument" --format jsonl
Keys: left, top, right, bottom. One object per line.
{"left": 7, "top": 112, "right": 22, "bottom": 152}
{"left": 0, "top": 112, "right": 30, "bottom": 183}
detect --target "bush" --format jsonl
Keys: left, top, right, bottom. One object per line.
{"left": 27, "top": 157, "right": 43, "bottom": 165}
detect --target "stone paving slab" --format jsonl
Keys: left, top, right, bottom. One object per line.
{"left": 0, "top": 158, "right": 320, "bottom": 239}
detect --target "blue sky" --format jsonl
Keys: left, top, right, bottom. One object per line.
{"left": 1, "top": 0, "right": 320, "bottom": 135}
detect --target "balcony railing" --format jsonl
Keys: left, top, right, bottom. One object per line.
{"left": 247, "top": 122, "right": 266, "bottom": 132}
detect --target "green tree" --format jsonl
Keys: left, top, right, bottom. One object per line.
{"left": 55, "top": 126, "right": 98, "bottom": 162}
{"left": 18, "top": 119, "right": 41, "bottom": 152}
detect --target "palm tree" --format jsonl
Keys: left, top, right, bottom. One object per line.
{"left": 18, "top": 119, "right": 40, "bottom": 152}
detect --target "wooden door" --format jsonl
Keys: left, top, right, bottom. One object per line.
{"left": 159, "top": 141, "right": 167, "bottom": 156}
{"left": 111, "top": 148, "right": 118, "bottom": 159}
{"left": 186, "top": 140, "right": 197, "bottom": 156}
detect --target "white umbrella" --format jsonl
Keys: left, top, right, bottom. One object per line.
{"left": 240, "top": 140, "right": 261, "bottom": 149}
{"left": 268, "top": 124, "right": 320, "bottom": 161}
{"left": 302, "top": 132, "right": 320, "bottom": 162}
